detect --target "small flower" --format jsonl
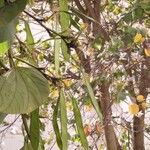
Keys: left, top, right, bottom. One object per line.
{"left": 134, "top": 33, "right": 145, "bottom": 43}
{"left": 129, "top": 103, "right": 139, "bottom": 115}
{"left": 141, "top": 102, "right": 150, "bottom": 109}
{"left": 63, "top": 79, "right": 73, "bottom": 88}
{"left": 136, "top": 95, "right": 145, "bottom": 102}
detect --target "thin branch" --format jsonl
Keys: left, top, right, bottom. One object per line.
{"left": 8, "top": 49, "right": 15, "bottom": 68}
{"left": 22, "top": 114, "right": 31, "bottom": 140}
{"left": 74, "top": 0, "right": 85, "bottom": 13}
{"left": 0, "top": 60, "right": 9, "bottom": 71}
{"left": 23, "top": 10, "right": 68, "bottom": 43}
{"left": 83, "top": 0, "right": 95, "bottom": 19}
{"left": 0, "top": 115, "right": 20, "bottom": 134}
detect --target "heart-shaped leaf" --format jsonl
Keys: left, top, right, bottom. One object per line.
{"left": 0, "top": 67, "right": 49, "bottom": 114}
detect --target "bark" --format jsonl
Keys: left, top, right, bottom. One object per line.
{"left": 133, "top": 115, "right": 145, "bottom": 150}
{"left": 75, "top": 0, "right": 120, "bottom": 149}
{"left": 100, "top": 82, "right": 121, "bottom": 150}
{"left": 133, "top": 61, "right": 150, "bottom": 150}
{"left": 91, "top": 1, "right": 119, "bottom": 149}
{"left": 91, "top": 1, "right": 120, "bottom": 149}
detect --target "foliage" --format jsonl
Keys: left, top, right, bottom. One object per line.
{"left": 0, "top": 0, "right": 150, "bottom": 150}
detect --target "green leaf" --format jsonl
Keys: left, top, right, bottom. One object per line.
{"left": 0, "top": 41, "right": 9, "bottom": 56}
{"left": 0, "top": 0, "right": 4, "bottom": 8}
{"left": 59, "top": 0, "right": 70, "bottom": 61}
{"left": 60, "top": 89, "right": 68, "bottom": 150}
{"left": 0, "top": 67, "right": 49, "bottom": 114}
{"left": 24, "top": 21, "right": 34, "bottom": 50}
{"left": 0, "top": 20, "right": 16, "bottom": 42}
{"left": 28, "top": 0, "right": 35, "bottom": 5}
{"left": 54, "top": 37, "right": 61, "bottom": 75}
{"left": 71, "top": 96, "right": 89, "bottom": 150}
{"left": 0, "top": 0, "right": 27, "bottom": 27}
{"left": 52, "top": 100, "right": 62, "bottom": 149}
{"left": 92, "top": 37, "right": 102, "bottom": 50}
{"left": 0, "top": 20, "right": 16, "bottom": 55}
{"left": 83, "top": 72, "right": 103, "bottom": 122}
{"left": 70, "top": 18, "right": 80, "bottom": 31}
{"left": 54, "top": 20, "right": 61, "bottom": 75}
{"left": 132, "top": 7, "right": 144, "bottom": 20}
{"left": 122, "top": 12, "right": 133, "bottom": 23}
{"left": 0, "top": 113, "right": 7, "bottom": 124}
{"left": 38, "top": 137, "right": 45, "bottom": 150}
{"left": 140, "top": 1, "right": 150, "bottom": 13}
{"left": 30, "top": 109, "right": 40, "bottom": 150}
{"left": 121, "top": 26, "right": 137, "bottom": 45}
{"left": 20, "top": 142, "right": 33, "bottom": 150}
{"left": 61, "top": 41, "right": 70, "bottom": 61}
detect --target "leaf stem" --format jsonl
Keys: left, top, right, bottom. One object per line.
{"left": 8, "top": 48, "right": 15, "bottom": 68}
{"left": 22, "top": 114, "right": 31, "bottom": 140}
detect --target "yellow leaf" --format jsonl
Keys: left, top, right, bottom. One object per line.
{"left": 113, "top": 6, "right": 121, "bottom": 15}
{"left": 129, "top": 103, "right": 139, "bottom": 115}
{"left": 133, "top": 33, "right": 145, "bottom": 43}
{"left": 63, "top": 79, "right": 73, "bottom": 87}
{"left": 80, "top": 23, "right": 88, "bottom": 31}
{"left": 84, "top": 104, "right": 93, "bottom": 111}
{"left": 88, "top": 47, "right": 94, "bottom": 55}
{"left": 141, "top": 102, "right": 150, "bottom": 109}
{"left": 50, "top": 88, "right": 59, "bottom": 98}
{"left": 136, "top": 95, "right": 145, "bottom": 102}
{"left": 66, "top": 101, "right": 73, "bottom": 110}
{"left": 144, "top": 48, "right": 150, "bottom": 57}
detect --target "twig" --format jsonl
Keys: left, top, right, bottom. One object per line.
{"left": 23, "top": 10, "right": 68, "bottom": 43}
{"left": 0, "top": 60, "right": 9, "bottom": 71}
{"left": 0, "top": 115, "right": 20, "bottom": 134}
{"left": 8, "top": 49, "right": 15, "bottom": 68}
{"left": 21, "top": 114, "right": 31, "bottom": 139}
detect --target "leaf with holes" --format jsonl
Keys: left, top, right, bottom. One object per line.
{"left": 0, "top": 67, "right": 49, "bottom": 114}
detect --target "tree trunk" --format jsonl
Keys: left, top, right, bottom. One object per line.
{"left": 132, "top": 62, "right": 150, "bottom": 150}
{"left": 100, "top": 82, "right": 121, "bottom": 150}
{"left": 92, "top": 1, "right": 119, "bottom": 149}
{"left": 133, "top": 115, "right": 145, "bottom": 150}
{"left": 76, "top": 0, "right": 120, "bottom": 149}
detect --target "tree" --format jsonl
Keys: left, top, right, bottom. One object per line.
{"left": 0, "top": 0, "right": 150, "bottom": 150}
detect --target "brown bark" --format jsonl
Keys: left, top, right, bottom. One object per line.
{"left": 91, "top": 1, "right": 119, "bottom": 149}
{"left": 121, "top": 54, "right": 146, "bottom": 150}
{"left": 100, "top": 82, "right": 121, "bottom": 150}
{"left": 133, "top": 62, "right": 150, "bottom": 150}
{"left": 75, "top": 0, "right": 119, "bottom": 149}
{"left": 74, "top": 46, "right": 91, "bottom": 74}
{"left": 133, "top": 115, "right": 145, "bottom": 150}
{"left": 91, "top": 1, "right": 120, "bottom": 148}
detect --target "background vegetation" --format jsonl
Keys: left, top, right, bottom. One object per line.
{"left": 0, "top": 0, "right": 150, "bottom": 149}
